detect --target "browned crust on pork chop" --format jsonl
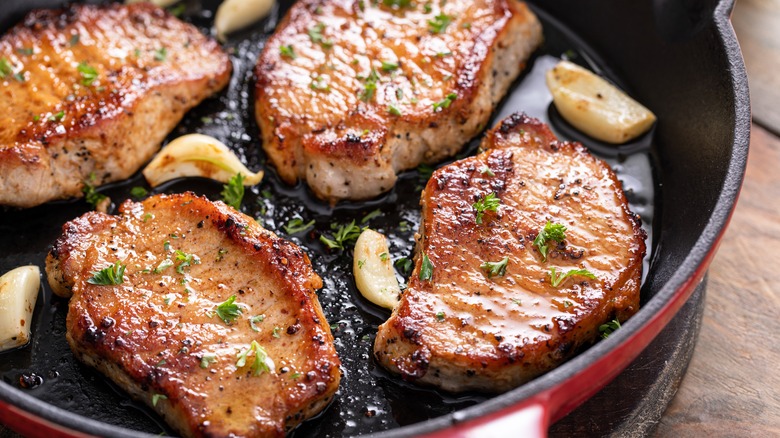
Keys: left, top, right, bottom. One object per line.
{"left": 46, "top": 193, "right": 340, "bottom": 437}
{"left": 0, "top": 3, "right": 231, "bottom": 208}
{"left": 254, "top": 0, "right": 542, "bottom": 202}
{"left": 374, "top": 114, "right": 646, "bottom": 393}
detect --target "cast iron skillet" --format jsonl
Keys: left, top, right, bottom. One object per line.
{"left": 0, "top": 0, "right": 749, "bottom": 436}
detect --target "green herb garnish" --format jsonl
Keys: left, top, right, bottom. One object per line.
{"left": 174, "top": 250, "right": 198, "bottom": 274}
{"left": 0, "top": 58, "right": 13, "bottom": 78}
{"left": 310, "top": 76, "right": 330, "bottom": 92}
{"left": 361, "top": 209, "right": 383, "bottom": 224}
{"left": 480, "top": 256, "right": 509, "bottom": 278}
{"left": 221, "top": 173, "right": 245, "bottom": 209}
{"left": 49, "top": 110, "right": 65, "bottom": 122}
{"left": 435, "top": 311, "right": 445, "bottom": 321}
{"left": 472, "top": 192, "right": 500, "bottom": 224}
{"left": 153, "top": 259, "right": 174, "bottom": 274}
{"left": 130, "top": 186, "right": 148, "bottom": 199}
{"left": 432, "top": 92, "right": 457, "bottom": 111}
{"left": 427, "top": 13, "right": 452, "bottom": 34}
{"left": 82, "top": 172, "right": 106, "bottom": 209}
{"left": 307, "top": 23, "right": 333, "bottom": 49}
{"left": 280, "top": 45, "right": 296, "bottom": 59}
{"left": 319, "top": 220, "right": 362, "bottom": 250}
{"left": 284, "top": 218, "right": 315, "bottom": 234}
{"left": 77, "top": 62, "right": 98, "bottom": 86}
{"left": 87, "top": 261, "right": 126, "bottom": 285}
{"left": 419, "top": 253, "right": 433, "bottom": 281}
{"left": 215, "top": 295, "right": 242, "bottom": 324}
{"left": 236, "top": 340, "right": 272, "bottom": 376}
{"left": 249, "top": 314, "right": 266, "bottom": 332}
{"left": 599, "top": 319, "right": 621, "bottom": 339}
{"left": 152, "top": 394, "right": 167, "bottom": 407}
{"left": 394, "top": 257, "right": 413, "bottom": 276}
{"left": 479, "top": 165, "right": 494, "bottom": 177}
{"left": 381, "top": 60, "right": 399, "bottom": 72}
{"left": 533, "top": 221, "right": 567, "bottom": 262}
{"left": 154, "top": 47, "right": 167, "bottom": 62}
{"left": 360, "top": 68, "right": 380, "bottom": 102}
{"left": 200, "top": 354, "right": 216, "bottom": 369}
{"left": 549, "top": 267, "right": 597, "bottom": 288}
{"left": 387, "top": 104, "right": 402, "bottom": 116}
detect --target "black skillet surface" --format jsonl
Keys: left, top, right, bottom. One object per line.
{"left": 0, "top": 0, "right": 749, "bottom": 436}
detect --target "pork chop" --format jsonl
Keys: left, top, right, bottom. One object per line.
{"left": 254, "top": 0, "right": 542, "bottom": 202}
{"left": 46, "top": 193, "right": 340, "bottom": 437}
{"left": 374, "top": 113, "right": 646, "bottom": 392}
{"left": 0, "top": 3, "right": 231, "bottom": 208}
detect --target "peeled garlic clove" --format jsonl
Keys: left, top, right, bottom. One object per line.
{"left": 353, "top": 229, "right": 401, "bottom": 310}
{"left": 215, "top": 0, "right": 275, "bottom": 42}
{"left": 546, "top": 60, "right": 656, "bottom": 144}
{"left": 0, "top": 266, "right": 41, "bottom": 351}
{"left": 142, "top": 134, "right": 263, "bottom": 187}
{"left": 126, "top": 0, "right": 181, "bottom": 7}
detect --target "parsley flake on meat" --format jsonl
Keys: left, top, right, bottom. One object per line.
{"left": 533, "top": 221, "right": 567, "bottom": 261}
{"left": 549, "top": 267, "right": 596, "bottom": 288}
{"left": 215, "top": 295, "right": 243, "bottom": 324}
{"left": 87, "top": 261, "right": 126, "bottom": 285}
{"left": 472, "top": 192, "right": 500, "bottom": 224}
{"left": 480, "top": 256, "right": 509, "bottom": 278}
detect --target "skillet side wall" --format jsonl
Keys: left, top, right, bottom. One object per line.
{"left": 532, "top": 0, "right": 743, "bottom": 303}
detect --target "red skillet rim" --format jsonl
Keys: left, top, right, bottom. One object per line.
{"left": 0, "top": 0, "right": 749, "bottom": 436}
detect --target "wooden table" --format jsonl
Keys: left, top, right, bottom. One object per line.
{"left": 654, "top": 0, "right": 780, "bottom": 435}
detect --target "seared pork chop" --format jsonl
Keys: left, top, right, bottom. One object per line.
{"left": 374, "top": 114, "right": 646, "bottom": 392}
{"left": 0, "top": 3, "right": 231, "bottom": 208}
{"left": 255, "top": 0, "right": 542, "bottom": 202}
{"left": 46, "top": 193, "right": 340, "bottom": 437}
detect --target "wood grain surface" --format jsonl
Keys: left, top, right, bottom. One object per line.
{"left": 653, "top": 123, "right": 780, "bottom": 437}
{"left": 733, "top": 0, "right": 780, "bottom": 134}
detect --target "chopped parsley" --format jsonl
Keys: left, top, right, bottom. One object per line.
{"left": 17, "top": 47, "right": 34, "bottom": 56}
{"left": 419, "top": 253, "right": 433, "bottom": 281}
{"left": 236, "top": 340, "right": 272, "bottom": 376}
{"left": 221, "top": 173, "right": 245, "bottom": 209}
{"left": 511, "top": 298, "right": 522, "bottom": 306}
{"left": 174, "top": 250, "right": 199, "bottom": 274}
{"left": 290, "top": 372, "right": 302, "bottom": 379}
{"left": 69, "top": 34, "right": 80, "bottom": 46}
{"left": 480, "top": 256, "right": 509, "bottom": 278}
{"left": 82, "top": 172, "right": 106, "bottom": 209}
{"left": 216, "top": 248, "right": 228, "bottom": 261}
{"left": 215, "top": 295, "right": 243, "bottom": 324}
{"left": 272, "top": 326, "right": 282, "bottom": 338}
{"left": 381, "top": 60, "right": 399, "bottom": 72}
{"left": 380, "top": 252, "right": 389, "bottom": 262}
{"left": 130, "top": 186, "right": 148, "bottom": 199}
{"left": 284, "top": 218, "right": 315, "bottom": 234}
{"left": 563, "top": 300, "right": 573, "bottom": 309}
{"left": 319, "top": 220, "right": 362, "bottom": 250}
{"left": 0, "top": 58, "right": 13, "bottom": 78}
{"left": 250, "top": 315, "right": 266, "bottom": 332}
{"left": 382, "top": 0, "right": 413, "bottom": 8}
{"left": 472, "top": 192, "right": 500, "bottom": 224}
{"left": 153, "top": 259, "right": 174, "bottom": 274}
{"left": 435, "top": 311, "right": 445, "bottom": 321}
{"left": 87, "top": 261, "right": 126, "bottom": 285}
{"left": 151, "top": 394, "right": 167, "bottom": 407}
{"left": 49, "top": 110, "right": 65, "bottom": 122}
{"left": 357, "top": 259, "right": 366, "bottom": 269}
{"left": 77, "top": 62, "right": 98, "bottom": 86}
{"left": 533, "top": 221, "right": 567, "bottom": 262}
{"left": 360, "top": 208, "right": 383, "bottom": 224}
{"left": 360, "top": 68, "right": 380, "bottom": 102}
{"left": 307, "top": 23, "right": 333, "bottom": 49}
{"left": 310, "top": 76, "right": 330, "bottom": 92}
{"left": 394, "top": 257, "right": 413, "bottom": 276}
{"left": 599, "top": 319, "right": 621, "bottom": 339}
{"left": 387, "top": 104, "right": 402, "bottom": 116}
{"left": 154, "top": 47, "right": 167, "bottom": 62}
{"left": 428, "top": 13, "right": 452, "bottom": 34}
{"left": 432, "top": 92, "right": 457, "bottom": 111}
{"left": 200, "top": 354, "right": 216, "bottom": 369}
{"left": 280, "top": 45, "right": 296, "bottom": 59}
{"left": 549, "top": 267, "right": 597, "bottom": 288}
{"left": 168, "top": 3, "right": 186, "bottom": 17}
{"left": 479, "top": 165, "right": 495, "bottom": 177}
